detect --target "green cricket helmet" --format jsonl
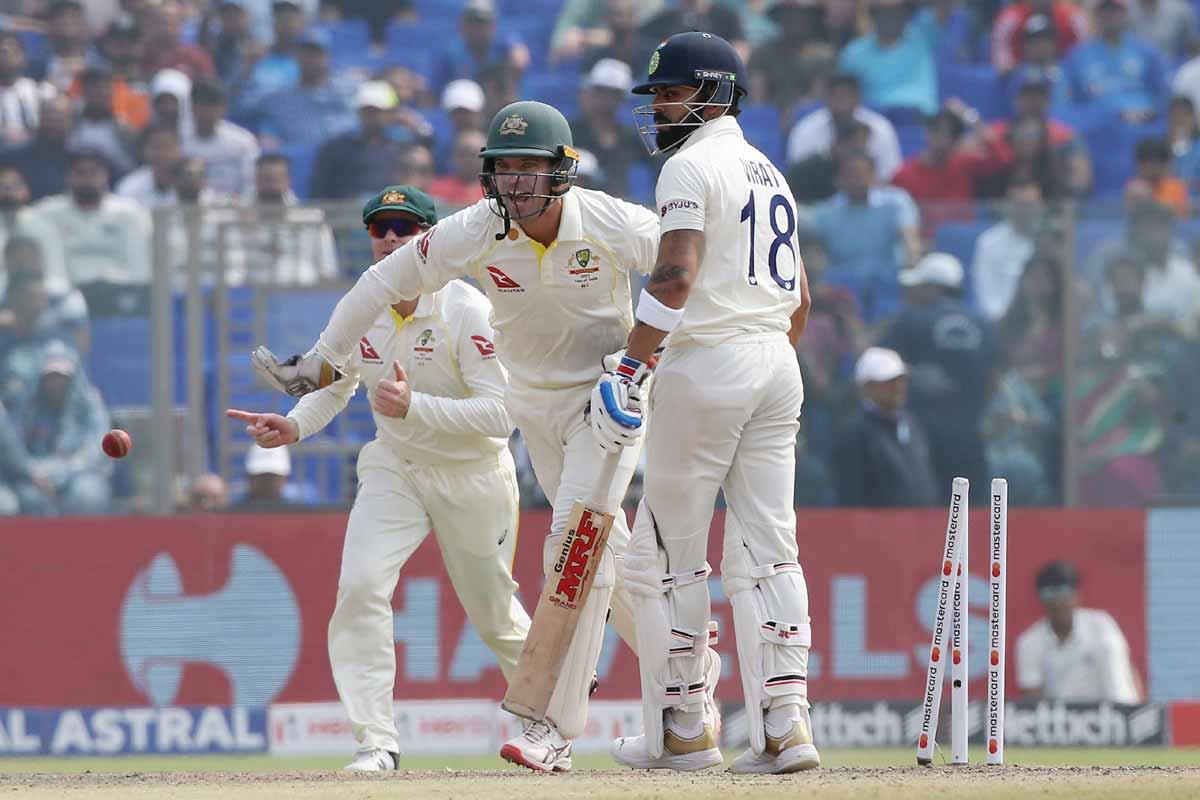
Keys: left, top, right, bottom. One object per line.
{"left": 478, "top": 100, "right": 580, "bottom": 236}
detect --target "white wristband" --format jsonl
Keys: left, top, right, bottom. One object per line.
{"left": 635, "top": 288, "right": 684, "bottom": 332}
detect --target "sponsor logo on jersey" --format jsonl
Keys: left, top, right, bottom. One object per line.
{"left": 359, "top": 338, "right": 382, "bottom": 363}
{"left": 470, "top": 335, "right": 496, "bottom": 357}
{"left": 498, "top": 114, "right": 528, "bottom": 136}
{"left": 416, "top": 229, "right": 433, "bottom": 262}
{"left": 485, "top": 265, "right": 524, "bottom": 292}
{"left": 567, "top": 248, "right": 599, "bottom": 287}
{"left": 660, "top": 199, "right": 700, "bottom": 216}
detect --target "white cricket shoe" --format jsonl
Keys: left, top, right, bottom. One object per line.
{"left": 611, "top": 723, "right": 723, "bottom": 771}
{"left": 704, "top": 648, "right": 722, "bottom": 739}
{"left": 343, "top": 747, "right": 398, "bottom": 771}
{"left": 729, "top": 710, "right": 821, "bottom": 774}
{"left": 499, "top": 720, "right": 573, "bottom": 773}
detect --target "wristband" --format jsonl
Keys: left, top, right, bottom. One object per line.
{"left": 635, "top": 288, "right": 685, "bottom": 332}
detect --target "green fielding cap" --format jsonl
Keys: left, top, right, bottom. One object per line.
{"left": 362, "top": 184, "right": 439, "bottom": 226}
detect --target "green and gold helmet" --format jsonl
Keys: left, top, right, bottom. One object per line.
{"left": 478, "top": 101, "right": 580, "bottom": 233}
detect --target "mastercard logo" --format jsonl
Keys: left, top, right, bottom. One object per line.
{"left": 992, "top": 562, "right": 1001, "bottom": 577}
{"left": 991, "top": 649, "right": 1000, "bottom": 665}
{"left": 932, "top": 646, "right": 941, "bottom": 662}
{"left": 989, "top": 739, "right": 998, "bottom": 754}
{"left": 952, "top": 649, "right": 961, "bottom": 665}
{"left": 943, "top": 560, "right": 953, "bottom": 576}
{"left": 919, "top": 734, "right": 929, "bottom": 749}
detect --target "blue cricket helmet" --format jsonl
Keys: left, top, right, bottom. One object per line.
{"left": 632, "top": 31, "right": 747, "bottom": 100}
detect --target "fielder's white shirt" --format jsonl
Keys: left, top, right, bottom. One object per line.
{"left": 289, "top": 279, "right": 513, "bottom": 464}
{"left": 655, "top": 116, "right": 805, "bottom": 347}
{"left": 1015, "top": 608, "right": 1141, "bottom": 704}
{"left": 316, "top": 188, "right": 660, "bottom": 390}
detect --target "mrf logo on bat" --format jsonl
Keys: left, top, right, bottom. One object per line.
{"left": 550, "top": 510, "right": 604, "bottom": 609}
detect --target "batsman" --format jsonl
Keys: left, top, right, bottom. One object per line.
{"left": 252, "top": 101, "right": 714, "bottom": 772}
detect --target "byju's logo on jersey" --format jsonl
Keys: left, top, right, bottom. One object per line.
{"left": 567, "top": 248, "right": 599, "bottom": 288}
{"left": 485, "top": 265, "right": 524, "bottom": 293}
{"left": 359, "top": 338, "right": 383, "bottom": 364}
{"left": 660, "top": 199, "right": 699, "bottom": 217}
{"left": 470, "top": 335, "right": 496, "bottom": 357}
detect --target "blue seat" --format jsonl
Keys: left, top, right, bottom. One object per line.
{"left": 89, "top": 317, "right": 153, "bottom": 408}
{"left": 627, "top": 162, "right": 657, "bottom": 206}
{"left": 739, "top": 103, "right": 783, "bottom": 163}
{"left": 932, "top": 220, "right": 990, "bottom": 309}
{"left": 522, "top": 73, "right": 579, "bottom": 120}
{"left": 895, "top": 123, "right": 927, "bottom": 158}
{"left": 938, "top": 65, "right": 1005, "bottom": 121}
{"left": 317, "top": 20, "right": 371, "bottom": 58}
{"left": 279, "top": 143, "right": 318, "bottom": 200}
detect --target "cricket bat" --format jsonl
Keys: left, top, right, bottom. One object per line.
{"left": 502, "top": 450, "right": 622, "bottom": 721}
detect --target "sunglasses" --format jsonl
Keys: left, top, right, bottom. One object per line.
{"left": 366, "top": 218, "right": 427, "bottom": 239}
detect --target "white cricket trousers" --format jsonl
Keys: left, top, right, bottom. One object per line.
{"left": 328, "top": 440, "right": 530, "bottom": 754}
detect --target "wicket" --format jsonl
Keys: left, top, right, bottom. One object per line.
{"left": 916, "top": 478, "right": 1008, "bottom": 766}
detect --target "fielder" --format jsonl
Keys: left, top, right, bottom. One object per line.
{"left": 591, "top": 32, "right": 821, "bottom": 773}
{"left": 228, "top": 185, "right": 530, "bottom": 771}
{"left": 252, "top": 101, "right": 719, "bottom": 772}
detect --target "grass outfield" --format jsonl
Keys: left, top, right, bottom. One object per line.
{"left": 2, "top": 747, "right": 1199, "bottom": 772}
{"left": 2, "top": 749, "right": 1198, "bottom": 799}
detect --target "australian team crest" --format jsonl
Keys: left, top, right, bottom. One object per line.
{"left": 567, "top": 248, "right": 599, "bottom": 287}
{"left": 413, "top": 328, "right": 435, "bottom": 364}
{"left": 380, "top": 190, "right": 406, "bottom": 204}
{"left": 498, "top": 114, "right": 528, "bottom": 136}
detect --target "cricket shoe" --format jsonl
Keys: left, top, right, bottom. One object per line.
{"left": 704, "top": 648, "right": 722, "bottom": 739}
{"left": 729, "top": 709, "right": 820, "bottom": 774}
{"left": 611, "top": 723, "right": 723, "bottom": 771}
{"left": 500, "top": 720, "right": 572, "bottom": 772}
{"left": 343, "top": 748, "right": 398, "bottom": 771}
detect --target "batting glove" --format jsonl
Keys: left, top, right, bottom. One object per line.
{"left": 590, "top": 354, "right": 647, "bottom": 454}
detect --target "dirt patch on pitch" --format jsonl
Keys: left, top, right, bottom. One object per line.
{"left": 3, "top": 766, "right": 1200, "bottom": 799}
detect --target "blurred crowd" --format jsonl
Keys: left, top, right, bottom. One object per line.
{"left": 0, "top": 0, "right": 1196, "bottom": 513}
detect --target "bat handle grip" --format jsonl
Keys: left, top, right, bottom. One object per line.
{"left": 588, "top": 449, "right": 623, "bottom": 511}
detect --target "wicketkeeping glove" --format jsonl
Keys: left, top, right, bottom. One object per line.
{"left": 251, "top": 346, "right": 343, "bottom": 398}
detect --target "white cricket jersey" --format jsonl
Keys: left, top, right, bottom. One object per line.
{"left": 289, "top": 280, "right": 513, "bottom": 465}
{"left": 655, "top": 115, "right": 804, "bottom": 347}
{"left": 315, "top": 189, "right": 660, "bottom": 390}
{"left": 1015, "top": 608, "right": 1142, "bottom": 704}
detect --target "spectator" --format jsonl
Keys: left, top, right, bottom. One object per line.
{"left": 787, "top": 118, "right": 869, "bottom": 205}
{"left": 255, "top": 29, "right": 356, "bottom": 148}
{"left": 838, "top": 0, "right": 938, "bottom": 116}
{"left": 0, "top": 166, "right": 66, "bottom": 292}
{"left": 161, "top": 156, "right": 239, "bottom": 288}
{"left": 0, "top": 31, "right": 55, "bottom": 152}
{"left": 234, "top": 444, "right": 299, "bottom": 511}
{"left": 552, "top": 0, "right": 662, "bottom": 66}
{"left": 478, "top": 58, "right": 522, "bottom": 121}
{"left": 0, "top": 95, "right": 73, "bottom": 199}
{"left": 1063, "top": 0, "right": 1168, "bottom": 123}
{"left": 69, "top": 66, "right": 137, "bottom": 177}
{"left": 749, "top": 0, "right": 836, "bottom": 113}
{"left": 883, "top": 252, "right": 997, "bottom": 496}
{"left": 228, "top": 152, "right": 337, "bottom": 284}
{"left": 833, "top": 346, "right": 938, "bottom": 507}
{"left": 986, "top": 74, "right": 1092, "bottom": 199}
{"left": 30, "top": 148, "right": 152, "bottom": 288}
{"left": 787, "top": 72, "right": 903, "bottom": 182}
{"left": 1129, "top": 0, "right": 1196, "bottom": 62}
{"left": 149, "top": 68, "right": 192, "bottom": 140}
{"left": 1016, "top": 561, "right": 1142, "bottom": 703}
{"left": 640, "top": 0, "right": 748, "bottom": 62}
{"left": 1171, "top": 39, "right": 1200, "bottom": 115}
{"left": 892, "top": 103, "right": 1011, "bottom": 236}
{"left": 428, "top": 129, "right": 486, "bottom": 207}
{"left": 241, "top": 0, "right": 318, "bottom": 47}
{"left": 0, "top": 237, "right": 87, "bottom": 354}
{"left": 912, "top": 0, "right": 976, "bottom": 65}
{"left": 115, "top": 124, "right": 181, "bottom": 209}
{"left": 579, "top": 0, "right": 649, "bottom": 73}
{"left": 392, "top": 142, "right": 435, "bottom": 191}
{"left": 1167, "top": 95, "right": 1200, "bottom": 189}
{"left": 377, "top": 65, "right": 434, "bottom": 148}
{"left": 810, "top": 150, "right": 922, "bottom": 320}
{"left": 0, "top": 339, "right": 111, "bottom": 514}
{"left": 207, "top": 0, "right": 257, "bottom": 88}
{"left": 90, "top": 17, "right": 152, "bottom": 131}
{"left": 991, "top": 0, "right": 1089, "bottom": 73}
{"left": 1005, "top": 15, "right": 1073, "bottom": 113}
{"left": 310, "top": 81, "right": 407, "bottom": 201}
{"left": 140, "top": 0, "right": 215, "bottom": 81}
{"left": 973, "top": 176, "right": 1045, "bottom": 321}
{"left": 1127, "top": 136, "right": 1190, "bottom": 217}
{"left": 320, "top": 0, "right": 414, "bottom": 49}
{"left": 182, "top": 472, "right": 230, "bottom": 513}
{"left": 570, "top": 147, "right": 607, "bottom": 190}
{"left": 569, "top": 58, "right": 644, "bottom": 197}
{"left": 235, "top": 0, "right": 307, "bottom": 115}
{"left": 186, "top": 79, "right": 259, "bottom": 197}
{"left": 36, "top": 0, "right": 91, "bottom": 91}
{"left": 435, "top": 0, "right": 530, "bottom": 95}
{"left": 440, "top": 79, "right": 486, "bottom": 151}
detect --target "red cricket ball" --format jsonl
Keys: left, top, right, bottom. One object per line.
{"left": 102, "top": 429, "right": 132, "bottom": 459}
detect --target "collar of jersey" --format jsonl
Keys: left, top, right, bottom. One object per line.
{"left": 387, "top": 294, "right": 433, "bottom": 330}
{"left": 509, "top": 188, "right": 583, "bottom": 247}
{"left": 676, "top": 115, "right": 742, "bottom": 155}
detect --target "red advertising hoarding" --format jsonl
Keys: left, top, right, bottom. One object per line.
{"left": 0, "top": 509, "right": 1145, "bottom": 706}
